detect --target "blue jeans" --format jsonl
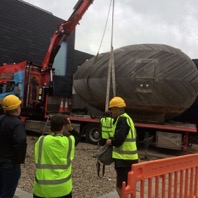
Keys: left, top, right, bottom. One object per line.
{"left": 0, "top": 162, "right": 21, "bottom": 198}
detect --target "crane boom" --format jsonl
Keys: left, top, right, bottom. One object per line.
{"left": 42, "top": 0, "right": 93, "bottom": 72}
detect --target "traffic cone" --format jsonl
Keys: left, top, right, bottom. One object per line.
{"left": 68, "top": 98, "right": 72, "bottom": 112}
{"left": 59, "top": 98, "right": 64, "bottom": 112}
{"left": 64, "top": 98, "right": 69, "bottom": 113}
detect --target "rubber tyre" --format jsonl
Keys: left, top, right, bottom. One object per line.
{"left": 85, "top": 124, "right": 101, "bottom": 145}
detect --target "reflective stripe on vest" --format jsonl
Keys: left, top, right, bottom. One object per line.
{"left": 36, "top": 136, "right": 72, "bottom": 170}
{"left": 101, "top": 117, "right": 114, "bottom": 139}
{"left": 33, "top": 135, "right": 74, "bottom": 197}
{"left": 112, "top": 113, "right": 138, "bottom": 160}
{"left": 35, "top": 174, "right": 72, "bottom": 185}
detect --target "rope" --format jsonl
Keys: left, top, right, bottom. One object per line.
{"left": 42, "top": 115, "right": 51, "bottom": 135}
{"left": 85, "top": 0, "right": 116, "bottom": 112}
{"left": 96, "top": 0, "right": 114, "bottom": 56}
{"left": 87, "top": 0, "right": 113, "bottom": 81}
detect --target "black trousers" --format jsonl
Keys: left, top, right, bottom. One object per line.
{"left": 0, "top": 162, "right": 21, "bottom": 198}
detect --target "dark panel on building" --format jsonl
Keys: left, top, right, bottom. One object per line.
{"left": 53, "top": 50, "right": 93, "bottom": 98}
{"left": 73, "top": 50, "right": 94, "bottom": 73}
{"left": 0, "top": 0, "right": 75, "bottom": 67}
{"left": 53, "top": 75, "right": 72, "bottom": 97}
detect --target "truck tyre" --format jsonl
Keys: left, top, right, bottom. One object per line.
{"left": 84, "top": 124, "right": 101, "bottom": 144}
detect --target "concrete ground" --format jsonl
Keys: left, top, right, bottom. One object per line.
{"left": 98, "top": 191, "right": 119, "bottom": 198}
{"left": 15, "top": 188, "right": 118, "bottom": 198}
{"left": 15, "top": 188, "right": 33, "bottom": 198}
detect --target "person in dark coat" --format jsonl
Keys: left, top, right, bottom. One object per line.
{"left": 0, "top": 94, "right": 27, "bottom": 198}
{"left": 106, "top": 96, "right": 139, "bottom": 197}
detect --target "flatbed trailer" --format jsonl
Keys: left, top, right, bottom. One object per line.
{"left": 67, "top": 115, "right": 198, "bottom": 151}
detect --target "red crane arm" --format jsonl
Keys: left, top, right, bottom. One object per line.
{"left": 41, "top": 0, "right": 93, "bottom": 72}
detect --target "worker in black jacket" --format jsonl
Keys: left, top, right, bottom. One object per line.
{"left": 106, "top": 96, "right": 138, "bottom": 197}
{"left": 0, "top": 95, "right": 27, "bottom": 198}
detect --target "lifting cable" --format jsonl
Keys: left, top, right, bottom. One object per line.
{"left": 87, "top": 0, "right": 113, "bottom": 80}
{"left": 105, "top": 0, "right": 116, "bottom": 112}
{"left": 87, "top": 0, "right": 116, "bottom": 112}
{"left": 95, "top": 0, "right": 113, "bottom": 58}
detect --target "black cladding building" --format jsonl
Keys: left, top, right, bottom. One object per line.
{"left": 0, "top": 0, "right": 93, "bottom": 97}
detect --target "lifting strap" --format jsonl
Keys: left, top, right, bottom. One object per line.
{"left": 86, "top": 0, "right": 116, "bottom": 111}
{"left": 105, "top": 0, "right": 116, "bottom": 111}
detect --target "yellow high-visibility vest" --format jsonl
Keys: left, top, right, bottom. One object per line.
{"left": 112, "top": 113, "right": 138, "bottom": 160}
{"left": 101, "top": 117, "right": 114, "bottom": 139}
{"left": 33, "top": 135, "right": 75, "bottom": 197}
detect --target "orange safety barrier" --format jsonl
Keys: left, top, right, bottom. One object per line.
{"left": 122, "top": 154, "right": 198, "bottom": 198}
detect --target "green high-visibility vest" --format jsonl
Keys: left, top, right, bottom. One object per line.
{"left": 101, "top": 117, "right": 114, "bottom": 139}
{"left": 33, "top": 135, "right": 75, "bottom": 197}
{"left": 112, "top": 113, "right": 138, "bottom": 160}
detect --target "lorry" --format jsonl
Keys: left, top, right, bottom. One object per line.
{"left": 0, "top": 0, "right": 95, "bottom": 136}
{"left": 0, "top": 0, "right": 198, "bottom": 152}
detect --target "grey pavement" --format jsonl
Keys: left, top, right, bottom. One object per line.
{"left": 15, "top": 188, "right": 33, "bottom": 198}
{"left": 15, "top": 188, "right": 118, "bottom": 198}
{"left": 98, "top": 191, "right": 119, "bottom": 198}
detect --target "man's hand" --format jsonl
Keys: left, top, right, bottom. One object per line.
{"left": 65, "top": 118, "right": 73, "bottom": 131}
{"left": 106, "top": 139, "right": 112, "bottom": 145}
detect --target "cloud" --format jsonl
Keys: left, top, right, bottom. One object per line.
{"left": 23, "top": 0, "right": 198, "bottom": 58}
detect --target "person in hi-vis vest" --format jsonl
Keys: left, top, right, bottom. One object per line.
{"left": 33, "top": 114, "right": 80, "bottom": 198}
{"left": 100, "top": 110, "right": 114, "bottom": 145}
{"left": 106, "top": 96, "right": 139, "bottom": 198}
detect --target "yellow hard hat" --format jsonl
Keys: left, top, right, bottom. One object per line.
{"left": 109, "top": 96, "right": 126, "bottom": 109}
{"left": 2, "top": 95, "right": 21, "bottom": 111}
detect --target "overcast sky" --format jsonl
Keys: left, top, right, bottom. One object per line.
{"left": 23, "top": 0, "right": 198, "bottom": 59}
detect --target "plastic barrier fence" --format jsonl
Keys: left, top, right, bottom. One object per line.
{"left": 122, "top": 154, "right": 198, "bottom": 198}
